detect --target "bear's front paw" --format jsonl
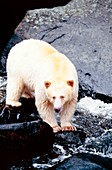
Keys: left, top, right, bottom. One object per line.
{"left": 6, "top": 100, "right": 22, "bottom": 107}
{"left": 61, "top": 126, "right": 77, "bottom": 131}
{"left": 53, "top": 125, "right": 61, "bottom": 133}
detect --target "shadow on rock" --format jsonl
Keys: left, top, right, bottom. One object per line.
{"left": 0, "top": 98, "right": 54, "bottom": 169}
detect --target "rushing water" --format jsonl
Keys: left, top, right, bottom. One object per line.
{"left": 77, "top": 96, "right": 112, "bottom": 119}
{"left": 0, "top": 76, "right": 112, "bottom": 169}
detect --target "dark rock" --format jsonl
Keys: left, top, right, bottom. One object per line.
{"left": 0, "top": 120, "right": 54, "bottom": 169}
{"left": 0, "top": 120, "right": 54, "bottom": 151}
{"left": 0, "top": 97, "right": 39, "bottom": 123}
{"left": 0, "top": 98, "right": 54, "bottom": 164}
{"left": 75, "top": 112, "right": 105, "bottom": 138}
{"left": 54, "top": 129, "right": 86, "bottom": 147}
{"left": 85, "top": 130, "right": 112, "bottom": 156}
{"left": 51, "top": 153, "right": 112, "bottom": 170}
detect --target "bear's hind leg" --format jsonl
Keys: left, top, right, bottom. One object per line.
{"left": 6, "top": 78, "right": 24, "bottom": 107}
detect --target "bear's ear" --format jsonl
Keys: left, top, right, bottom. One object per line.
{"left": 67, "top": 80, "right": 74, "bottom": 87}
{"left": 44, "top": 81, "right": 51, "bottom": 89}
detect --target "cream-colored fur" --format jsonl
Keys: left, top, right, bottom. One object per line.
{"left": 6, "top": 39, "right": 78, "bottom": 132}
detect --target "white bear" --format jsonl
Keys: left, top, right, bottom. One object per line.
{"left": 6, "top": 39, "right": 79, "bottom": 132}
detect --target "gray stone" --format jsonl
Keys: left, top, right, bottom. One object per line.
{"left": 1, "top": 0, "right": 112, "bottom": 99}
{"left": 7, "top": 0, "right": 111, "bottom": 99}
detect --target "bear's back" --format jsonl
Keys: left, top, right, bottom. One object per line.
{"left": 6, "top": 39, "right": 58, "bottom": 77}
{"left": 7, "top": 39, "right": 57, "bottom": 62}
{"left": 7, "top": 39, "right": 78, "bottom": 86}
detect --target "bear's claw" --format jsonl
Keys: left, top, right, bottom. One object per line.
{"left": 6, "top": 100, "right": 22, "bottom": 107}
{"left": 61, "top": 126, "right": 77, "bottom": 131}
{"left": 53, "top": 125, "right": 61, "bottom": 133}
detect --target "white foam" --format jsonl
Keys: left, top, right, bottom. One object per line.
{"left": 77, "top": 96, "right": 112, "bottom": 119}
{"left": 0, "top": 77, "right": 7, "bottom": 90}
{"left": 33, "top": 163, "right": 52, "bottom": 169}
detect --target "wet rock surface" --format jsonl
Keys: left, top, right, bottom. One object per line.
{"left": 52, "top": 153, "right": 112, "bottom": 170}
{"left": 0, "top": 0, "right": 112, "bottom": 169}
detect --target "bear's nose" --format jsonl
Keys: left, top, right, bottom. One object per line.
{"left": 54, "top": 108, "right": 61, "bottom": 113}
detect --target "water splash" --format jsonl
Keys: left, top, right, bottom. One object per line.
{"left": 77, "top": 96, "right": 112, "bottom": 119}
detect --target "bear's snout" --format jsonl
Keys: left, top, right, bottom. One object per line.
{"left": 54, "top": 108, "right": 61, "bottom": 113}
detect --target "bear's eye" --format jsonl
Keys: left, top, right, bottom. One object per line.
{"left": 53, "top": 96, "right": 56, "bottom": 100}
{"left": 60, "top": 96, "right": 64, "bottom": 99}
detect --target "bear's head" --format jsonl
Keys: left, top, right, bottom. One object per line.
{"left": 44, "top": 80, "right": 74, "bottom": 113}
